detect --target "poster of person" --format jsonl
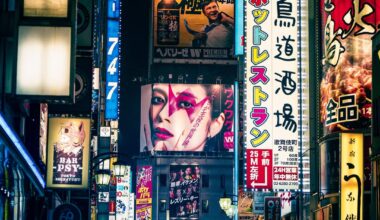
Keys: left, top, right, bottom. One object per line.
{"left": 169, "top": 165, "right": 200, "bottom": 219}
{"left": 319, "top": 0, "right": 379, "bottom": 136}
{"left": 46, "top": 117, "right": 90, "bottom": 189}
{"left": 140, "top": 83, "right": 234, "bottom": 152}
{"left": 153, "top": 0, "right": 236, "bottom": 63}
{"left": 136, "top": 166, "right": 153, "bottom": 220}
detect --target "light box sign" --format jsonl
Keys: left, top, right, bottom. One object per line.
{"left": 244, "top": 0, "right": 299, "bottom": 190}
{"left": 169, "top": 165, "right": 200, "bottom": 219}
{"left": 105, "top": 0, "right": 121, "bottom": 119}
{"left": 140, "top": 83, "right": 234, "bottom": 152}
{"left": 319, "top": 0, "right": 379, "bottom": 136}
{"left": 264, "top": 197, "right": 281, "bottom": 220}
{"left": 153, "top": 0, "right": 236, "bottom": 64}
{"left": 23, "top": 0, "right": 68, "bottom": 17}
{"left": 136, "top": 166, "right": 153, "bottom": 220}
{"left": 17, "top": 26, "right": 73, "bottom": 97}
{"left": 116, "top": 166, "right": 132, "bottom": 220}
{"left": 340, "top": 133, "right": 363, "bottom": 220}
{"left": 46, "top": 117, "right": 90, "bottom": 189}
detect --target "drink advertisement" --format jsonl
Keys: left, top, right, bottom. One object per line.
{"left": 169, "top": 165, "right": 200, "bottom": 219}
{"left": 320, "top": 0, "right": 380, "bottom": 135}
{"left": 140, "top": 83, "right": 234, "bottom": 152}
{"left": 153, "top": 0, "right": 236, "bottom": 64}
{"left": 46, "top": 117, "right": 90, "bottom": 189}
{"left": 136, "top": 166, "right": 153, "bottom": 220}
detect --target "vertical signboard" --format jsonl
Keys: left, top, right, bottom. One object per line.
{"left": 340, "top": 133, "right": 363, "bottom": 220}
{"left": 244, "top": 0, "right": 299, "bottom": 190}
{"left": 136, "top": 166, "right": 153, "bottom": 220}
{"left": 264, "top": 197, "right": 281, "bottom": 220}
{"left": 116, "top": 166, "right": 132, "bottom": 220}
{"left": 319, "top": 0, "right": 378, "bottom": 135}
{"left": 39, "top": 103, "right": 48, "bottom": 165}
{"left": 105, "top": 0, "right": 121, "bottom": 119}
{"left": 153, "top": 0, "right": 236, "bottom": 64}
{"left": 169, "top": 165, "right": 200, "bottom": 219}
{"left": 46, "top": 117, "right": 90, "bottom": 189}
{"left": 140, "top": 84, "right": 234, "bottom": 152}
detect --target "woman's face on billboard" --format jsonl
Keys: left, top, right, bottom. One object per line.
{"left": 149, "top": 84, "right": 224, "bottom": 151}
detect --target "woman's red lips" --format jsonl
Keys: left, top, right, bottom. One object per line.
{"left": 154, "top": 127, "right": 173, "bottom": 140}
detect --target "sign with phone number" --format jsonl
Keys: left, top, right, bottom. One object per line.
{"left": 105, "top": 0, "right": 121, "bottom": 119}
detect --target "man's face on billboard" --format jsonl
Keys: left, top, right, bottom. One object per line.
{"left": 203, "top": 2, "right": 219, "bottom": 22}
{"left": 149, "top": 84, "right": 212, "bottom": 151}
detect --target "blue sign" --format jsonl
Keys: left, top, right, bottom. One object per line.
{"left": 234, "top": 0, "right": 244, "bottom": 55}
{"left": 105, "top": 0, "right": 121, "bottom": 119}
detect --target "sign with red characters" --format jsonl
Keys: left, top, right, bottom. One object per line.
{"left": 246, "top": 149, "right": 273, "bottom": 189}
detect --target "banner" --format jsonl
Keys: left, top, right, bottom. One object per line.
{"left": 153, "top": 0, "right": 236, "bottom": 64}
{"left": 105, "top": 0, "right": 121, "bottom": 119}
{"left": 140, "top": 83, "right": 234, "bottom": 152}
{"left": 169, "top": 165, "right": 200, "bottom": 219}
{"left": 116, "top": 166, "right": 132, "bottom": 220}
{"left": 245, "top": 0, "right": 299, "bottom": 191}
{"left": 320, "top": 0, "right": 379, "bottom": 135}
{"left": 136, "top": 166, "right": 153, "bottom": 220}
{"left": 340, "top": 133, "right": 363, "bottom": 220}
{"left": 46, "top": 117, "right": 90, "bottom": 189}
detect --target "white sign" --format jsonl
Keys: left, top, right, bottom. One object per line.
{"left": 245, "top": 0, "right": 299, "bottom": 190}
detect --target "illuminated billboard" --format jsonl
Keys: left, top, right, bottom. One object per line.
{"left": 140, "top": 83, "right": 234, "bottom": 152}
{"left": 153, "top": 0, "right": 235, "bottom": 64}
{"left": 105, "top": 0, "right": 121, "bottom": 119}
{"left": 136, "top": 166, "right": 153, "bottom": 220}
{"left": 169, "top": 165, "right": 200, "bottom": 219}
{"left": 46, "top": 117, "right": 90, "bottom": 189}
{"left": 340, "top": 133, "right": 363, "bottom": 220}
{"left": 244, "top": 0, "right": 299, "bottom": 190}
{"left": 39, "top": 103, "right": 48, "bottom": 165}
{"left": 319, "top": 0, "right": 379, "bottom": 135}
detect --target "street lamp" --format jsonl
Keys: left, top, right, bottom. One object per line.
{"left": 219, "top": 191, "right": 238, "bottom": 219}
{"left": 95, "top": 169, "right": 111, "bottom": 185}
{"left": 112, "top": 160, "right": 129, "bottom": 176}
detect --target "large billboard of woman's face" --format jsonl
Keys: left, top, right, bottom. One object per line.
{"left": 319, "top": 0, "right": 379, "bottom": 135}
{"left": 140, "top": 83, "right": 234, "bottom": 152}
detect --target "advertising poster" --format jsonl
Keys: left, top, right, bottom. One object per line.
{"left": 238, "top": 187, "right": 253, "bottom": 218}
{"left": 169, "top": 165, "right": 200, "bottom": 219}
{"left": 116, "top": 166, "right": 132, "bottom": 220}
{"left": 244, "top": 0, "right": 299, "bottom": 190}
{"left": 340, "top": 133, "right": 363, "bottom": 220}
{"left": 153, "top": 0, "right": 236, "bottom": 64}
{"left": 136, "top": 166, "right": 153, "bottom": 220}
{"left": 320, "top": 0, "right": 380, "bottom": 135}
{"left": 140, "top": 83, "right": 234, "bottom": 152}
{"left": 46, "top": 117, "right": 90, "bottom": 189}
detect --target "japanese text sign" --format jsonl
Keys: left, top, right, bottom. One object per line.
{"left": 340, "top": 133, "right": 363, "bottom": 220}
{"left": 320, "top": 0, "right": 379, "bottom": 135}
{"left": 244, "top": 0, "right": 299, "bottom": 190}
{"left": 153, "top": 0, "right": 236, "bottom": 64}
{"left": 116, "top": 166, "right": 132, "bottom": 220}
{"left": 105, "top": 0, "right": 121, "bottom": 119}
{"left": 46, "top": 117, "right": 90, "bottom": 189}
{"left": 136, "top": 166, "right": 153, "bottom": 220}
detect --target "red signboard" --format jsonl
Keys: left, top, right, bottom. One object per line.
{"left": 246, "top": 149, "right": 273, "bottom": 189}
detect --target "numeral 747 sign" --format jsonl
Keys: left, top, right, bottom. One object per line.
{"left": 105, "top": 0, "right": 121, "bottom": 120}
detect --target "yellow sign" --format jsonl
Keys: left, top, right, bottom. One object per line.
{"left": 340, "top": 133, "right": 363, "bottom": 220}
{"left": 47, "top": 117, "right": 91, "bottom": 189}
